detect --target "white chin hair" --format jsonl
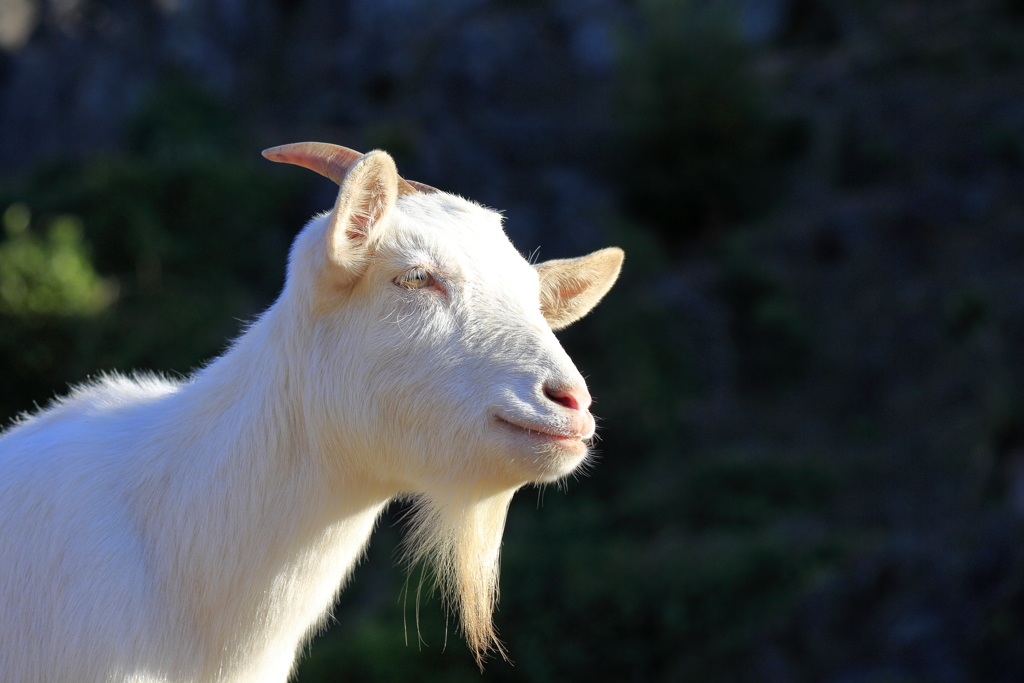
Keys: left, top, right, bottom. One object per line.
{"left": 526, "top": 442, "right": 590, "bottom": 484}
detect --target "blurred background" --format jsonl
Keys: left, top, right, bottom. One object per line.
{"left": 2, "top": 0, "right": 1024, "bottom": 680}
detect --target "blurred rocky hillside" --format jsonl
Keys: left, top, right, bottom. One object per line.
{"left": 2, "top": 0, "right": 1024, "bottom": 681}
{"left": 0, "top": 0, "right": 632, "bottom": 256}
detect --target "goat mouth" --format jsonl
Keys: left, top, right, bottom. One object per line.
{"left": 493, "top": 415, "right": 586, "bottom": 443}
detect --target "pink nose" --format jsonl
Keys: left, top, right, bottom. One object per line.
{"left": 543, "top": 383, "right": 591, "bottom": 412}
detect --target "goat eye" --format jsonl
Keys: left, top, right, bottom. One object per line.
{"left": 396, "top": 267, "right": 432, "bottom": 289}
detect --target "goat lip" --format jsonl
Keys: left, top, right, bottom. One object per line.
{"left": 493, "top": 415, "right": 586, "bottom": 442}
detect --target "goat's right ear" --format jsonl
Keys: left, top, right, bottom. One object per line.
{"left": 322, "top": 150, "right": 399, "bottom": 281}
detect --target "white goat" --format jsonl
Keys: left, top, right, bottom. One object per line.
{"left": 0, "top": 143, "right": 623, "bottom": 683}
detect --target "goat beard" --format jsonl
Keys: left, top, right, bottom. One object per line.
{"left": 399, "top": 485, "right": 518, "bottom": 668}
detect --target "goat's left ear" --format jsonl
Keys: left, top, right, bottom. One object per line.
{"left": 324, "top": 150, "right": 399, "bottom": 276}
{"left": 535, "top": 247, "right": 624, "bottom": 330}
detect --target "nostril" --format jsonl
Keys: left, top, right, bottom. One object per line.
{"left": 543, "top": 384, "right": 589, "bottom": 412}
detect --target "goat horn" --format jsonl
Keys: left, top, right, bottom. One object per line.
{"left": 261, "top": 142, "right": 435, "bottom": 195}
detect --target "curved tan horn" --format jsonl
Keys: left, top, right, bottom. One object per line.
{"left": 261, "top": 142, "right": 436, "bottom": 195}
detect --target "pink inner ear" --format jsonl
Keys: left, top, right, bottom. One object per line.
{"left": 346, "top": 178, "right": 389, "bottom": 241}
{"left": 554, "top": 275, "right": 586, "bottom": 302}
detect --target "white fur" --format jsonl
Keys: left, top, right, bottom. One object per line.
{"left": 0, "top": 149, "right": 622, "bottom": 682}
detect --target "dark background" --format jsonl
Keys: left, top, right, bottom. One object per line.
{"left": 2, "top": 0, "right": 1024, "bottom": 681}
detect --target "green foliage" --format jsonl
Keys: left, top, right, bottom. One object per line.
{"left": 490, "top": 476, "right": 842, "bottom": 682}
{"left": 718, "top": 238, "right": 811, "bottom": 391}
{"left": 680, "top": 458, "right": 834, "bottom": 530}
{"left": 615, "top": 1, "right": 809, "bottom": 250}
{"left": 835, "top": 117, "right": 902, "bottom": 188}
{"left": 0, "top": 74, "right": 306, "bottom": 424}
{"left": 985, "top": 125, "right": 1024, "bottom": 171}
{"left": 363, "top": 120, "right": 421, "bottom": 165}
{"left": 0, "top": 204, "right": 113, "bottom": 317}
{"left": 946, "top": 287, "right": 990, "bottom": 342}
{"left": 296, "top": 612, "right": 482, "bottom": 683}
{"left": 777, "top": 0, "right": 842, "bottom": 48}
{"left": 127, "top": 72, "right": 238, "bottom": 158}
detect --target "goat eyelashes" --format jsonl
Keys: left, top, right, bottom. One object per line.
{"left": 396, "top": 266, "right": 435, "bottom": 291}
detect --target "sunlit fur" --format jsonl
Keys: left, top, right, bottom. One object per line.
{"left": 0, "top": 150, "right": 622, "bottom": 682}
